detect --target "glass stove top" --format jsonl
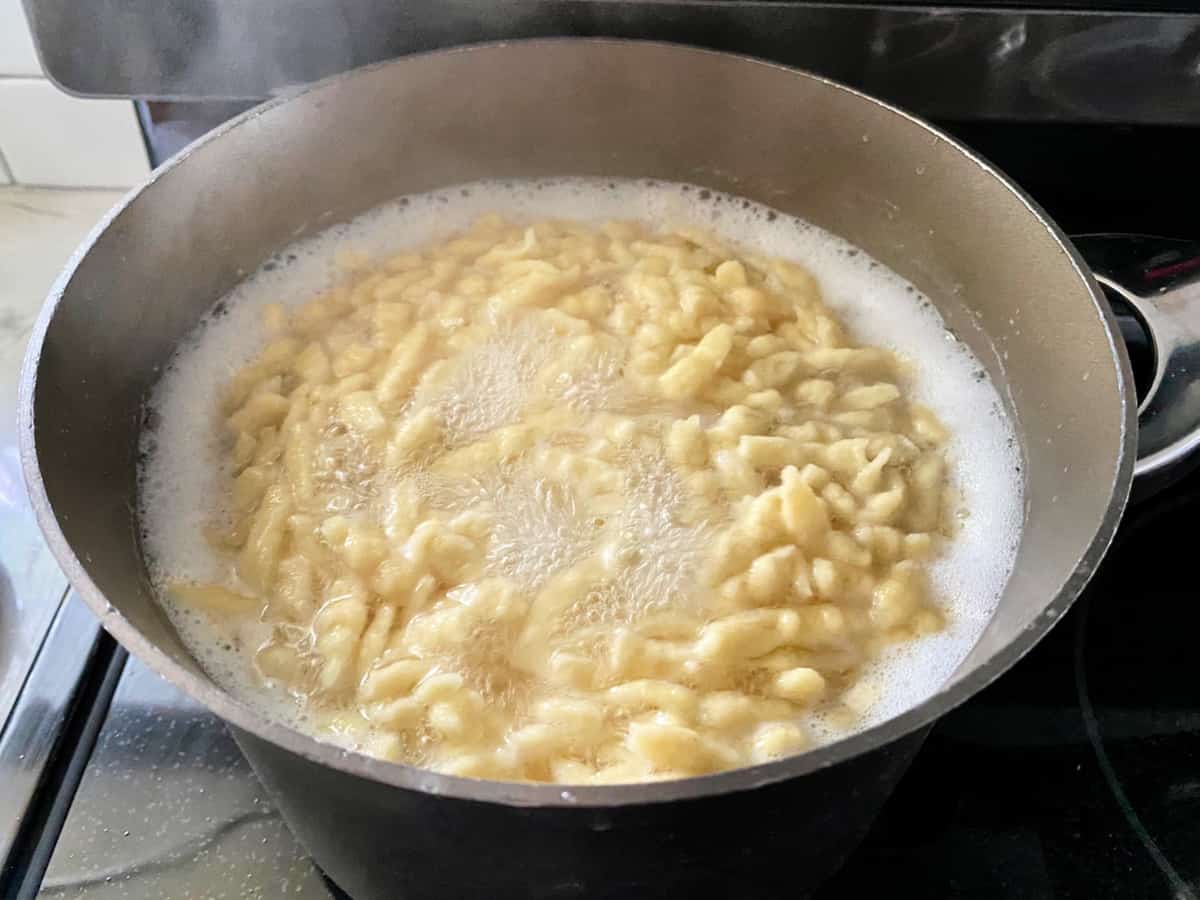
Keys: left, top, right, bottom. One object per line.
{"left": 2, "top": 115, "right": 1198, "bottom": 900}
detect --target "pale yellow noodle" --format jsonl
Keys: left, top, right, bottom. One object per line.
{"left": 173, "top": 216, "right": 952, "bottom": 784}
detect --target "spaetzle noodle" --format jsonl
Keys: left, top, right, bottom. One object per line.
{"left": 140, "top": 179, "right": 1024, "bottom": 784}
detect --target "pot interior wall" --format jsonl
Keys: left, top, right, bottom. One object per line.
{"left": 29, "top": 41, "right": 1128, "bottom": 757}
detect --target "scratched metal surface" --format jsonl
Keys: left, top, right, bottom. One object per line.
{"left": 38, "top": 658, "right": 330, "bottom": 900}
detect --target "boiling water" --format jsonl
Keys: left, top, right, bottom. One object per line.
{"left": 139, "top": 178, "right": 1024, "bottom": 747}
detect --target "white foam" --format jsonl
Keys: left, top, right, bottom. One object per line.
{"left": 139, "top": 177, "right": 1024, "bottom": 747}
{"left": 483, "top": 474, "right": 597, "bottom": 592}
{"left": 415, "top": 316, "right": 556, "bottom": 446}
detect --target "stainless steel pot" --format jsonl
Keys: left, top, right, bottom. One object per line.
{"left": 19, "top": 40, "right": 1200, "bottom": 898}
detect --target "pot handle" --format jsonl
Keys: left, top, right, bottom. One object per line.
{"left": 1072, "top": 234, "right": 1200, "bottom": 481}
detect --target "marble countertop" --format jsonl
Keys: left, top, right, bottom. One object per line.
{"left": 0, "top": 188, "right": 125, "bottom": 376}
{"left": 0, "top": 186, "right": 126, "bottom": 410}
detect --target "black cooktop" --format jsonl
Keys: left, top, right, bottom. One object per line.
{"left": 302, "top": 119, "right": 1200, "bottom": 900}
{"left": 7, "top": 114, "right": 1198, "bottom": 900}
{"left": 814, "top": 119, "right": 1200, "bottom": 900}
{"left": 818, "top": 470, "right": 1200, "bottom": 899}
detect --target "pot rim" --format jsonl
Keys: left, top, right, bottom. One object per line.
{"left": 18, "top": 37, "right": 1136, "bottom": 808}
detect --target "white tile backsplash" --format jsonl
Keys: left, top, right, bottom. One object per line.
{"left": 0, "top": 2, "right": 151, "bottom": 188}
{"left": 0, "top": 79, "right": 149, "bottom": 187}
{"left": 0, "top": 0, "right": 42, "bottom": 76}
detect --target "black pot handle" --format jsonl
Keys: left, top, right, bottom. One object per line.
{"left": 1072, "top": 234, "right": 1200, "bottom": 482}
